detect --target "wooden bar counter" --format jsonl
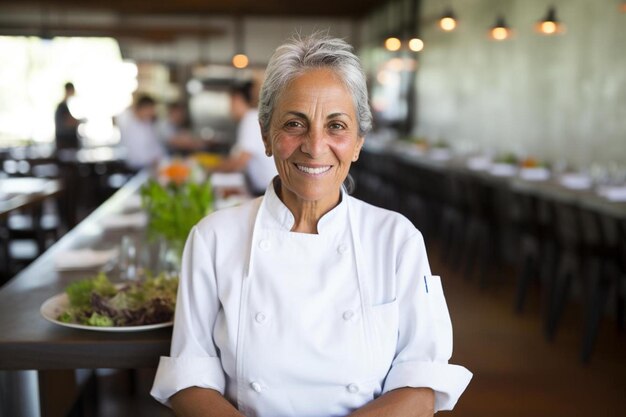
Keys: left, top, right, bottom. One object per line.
{"left": 0, "top": 170, "right": 171, "bottom": 371}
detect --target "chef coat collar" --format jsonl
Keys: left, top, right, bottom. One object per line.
{"left": 263, "top": 178, "right": 348, "bottom": 234}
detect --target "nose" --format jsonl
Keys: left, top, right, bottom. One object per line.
{"left": 300, "top": 125, "right": 327, "bottom": 157}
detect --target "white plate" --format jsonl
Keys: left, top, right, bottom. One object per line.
{"left": 40, "top": 291, "right": 173, "bottom": 332}
{"left": 54, "top": 248, "right": 119, "bottom": 271}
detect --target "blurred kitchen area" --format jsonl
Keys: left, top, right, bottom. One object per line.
{"left": 1, "top": 0, "right": 626, "bottom": 416}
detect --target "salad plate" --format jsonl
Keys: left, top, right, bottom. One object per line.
{"left": 40, "top": 279, "right": 175, "bottom": 332}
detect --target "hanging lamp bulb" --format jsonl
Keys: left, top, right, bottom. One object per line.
{"left": 384, "top": 37, "right": 402, "bottom": 51}
{"left": 408, "top": 38, "right": 424, "bottom": 52}
{"left": 489, "top": 15, "right": 512, "bottom": 41}
{"left": 232, "top": 54, "right": 249, "bottom": 69}
{"left": 439, "top": 8, "right": 457, "bottom": 31}
{"left": 535, "top": 6, "right": 564, "bottom": 35}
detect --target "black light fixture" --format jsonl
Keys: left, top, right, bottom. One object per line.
{"left": 535, "top": 6, "right": 564, "bottom": 35}
{"left": 489, "top": 15, "right": 512, "bottom": 41}
{"left": 232, "top": 17, "right": 249, "bottom": 69}
{"left": 386, "top": 0, "right": 424, "bottom": 52}
{"left": 407, "top": 0, "right": 424, "bottom": 52}
{"left": 439, "top": 7, "right": 457, "bottom": 31}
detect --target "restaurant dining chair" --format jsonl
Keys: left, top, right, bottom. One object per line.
{"left": 514, "top": 192, "right": 557, "bottom": 314}
{"left": 439, "top": 171, "right": 466, "bottom": 269}
{"left": 5, "top": 201, "right": 60, "bottom": 277}
{"left": 618, "top": 219, "right": 626, "bottom": 331}
{"left": 578, "top": 209, "right": 622, "bottom": 362}
{"left": 513, "top": 191, "right": 540, "bottom": 312}
{"left": 459, "top": 176, "right": 501, "bottom": 287}
{"left": 544, "top": 200, "right": 582, "bottom": 340}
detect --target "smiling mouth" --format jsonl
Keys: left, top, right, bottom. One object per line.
{"left": 294, "top": 164, "right": 332, "bottom": 175}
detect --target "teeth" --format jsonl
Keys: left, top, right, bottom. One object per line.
{"left": 296, "top": 164, "right": 331, "bottom": 175}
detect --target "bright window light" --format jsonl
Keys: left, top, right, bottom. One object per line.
{"left": 0, "top": 36, "right": 137, "bottom": 147}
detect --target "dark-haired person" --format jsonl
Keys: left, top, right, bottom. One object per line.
{"left": 211, "top": 81, "right": 277, "bottom": 195}
{"left": 54, "top": 82, "right": 80, "bottom": 150}
{"left": 117, "top": 94, "right": 165, "bottom": 170}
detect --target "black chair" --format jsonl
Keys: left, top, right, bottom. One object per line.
{"left": 544, "top": 200, "right": 582, "bottom": 340}
{"left": 514, "top": 192, "right": 557, "bottom": 314}
{"left": 578, "top": 210, "right": 623, "bottom": 362}
{"left": 439, "top": 171, "right": 466, "bottom": 269}
{"left": 459, "top": 176, "right": 500, "bottom": 287}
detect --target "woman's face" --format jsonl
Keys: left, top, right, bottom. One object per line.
{"left": 263, "top": 68, "right": 364, "bottom": 208}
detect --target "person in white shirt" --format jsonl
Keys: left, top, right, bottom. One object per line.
{"left": 117, "top": 94, "right": 165, "bottom": 170}
{"left": 151, "top": 34, "right": 472, "bottom": 417}
{"left": 212, "top": 81, "right": 278, "bottom": 195}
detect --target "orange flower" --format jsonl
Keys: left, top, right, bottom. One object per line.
{"left": 160, "top": 163, "right": 190, "bottom": 184}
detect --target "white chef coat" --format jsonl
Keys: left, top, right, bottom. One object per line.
{"left": 231, "top": 109, "right": 277, "bottom": 194}
{"left": 151, "top": 181, "right": 472, "bottom": 416}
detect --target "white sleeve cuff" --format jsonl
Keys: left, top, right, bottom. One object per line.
{"left": 150, "top": 355, "right": 226, "bottom": 406}
{"left": 382, "top": 361, "right": 473, "bottom": 412}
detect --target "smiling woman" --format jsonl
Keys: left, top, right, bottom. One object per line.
{"left": 265, "top": 68, "right": 364, "bottom": 232}
{"left": 151, "top": 33, "right": 472, "bottom": 417}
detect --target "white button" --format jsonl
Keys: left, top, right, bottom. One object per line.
{"left": 337, "top": 244, "right": 348, "bottom": 254}
{"left": 342, "top": 310, "right": 354, "bottom": 321}
{"left": 255, "top": 312, "right": 266, "bottom": 323}
{"left": 250, "top": 382, "right": 262, "bottom": 393}
{"left": 259, "top": 239, "right": 271, "bottom": 251}
{"left": 347, "top": 383, "right": 359, "bottom": 393}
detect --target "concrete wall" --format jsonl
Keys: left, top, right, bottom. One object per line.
{"left": 416, "top": 0, "right": 626, "bottom": 167}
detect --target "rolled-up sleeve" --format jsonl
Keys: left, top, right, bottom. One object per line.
{"left": 382, "top": 232, "right": 472, "bottom": 412}
{"left": 150, "top": 226, "right": 226, "bottom": 406}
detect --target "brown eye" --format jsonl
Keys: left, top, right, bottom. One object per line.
{"left": 285, "top": 121, "right": 304, "bottom": 128}
{"left": 329, "top": 122, "right": 345, "bottom": 130}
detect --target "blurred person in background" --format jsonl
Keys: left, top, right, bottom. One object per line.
{"left": 211, "top": 80, "right": 277, "bottom": 196}
{"left": 158, "top": 101, "right": 206, "bottom": 156}
{"left": 54, "top": 82, "right": 80, "bottom": 150}
{"left": 117, "top": 94, "right": 165, "bottom": 170}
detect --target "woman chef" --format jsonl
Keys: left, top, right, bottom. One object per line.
{"left": 151, "top": 34, "right": 472, "bottom": 417}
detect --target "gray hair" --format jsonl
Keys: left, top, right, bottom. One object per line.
{"left": 258, "top": 33, "right": 373, "bottom": 137}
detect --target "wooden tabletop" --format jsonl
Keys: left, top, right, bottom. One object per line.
{"left": 0, "top": 171, "right": 172, "bottom": 371}
{"left": 0, "top": 177, "right": 63, "bottom": 219}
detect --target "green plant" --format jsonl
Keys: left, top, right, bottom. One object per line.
{"left": 140, "top": 179, "right": 213, "bottom": 255}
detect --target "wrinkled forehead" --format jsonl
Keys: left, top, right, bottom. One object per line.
{"left": 274, "top": 68, "right": 355, "bottom": 115}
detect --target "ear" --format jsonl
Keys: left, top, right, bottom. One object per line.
{"left": 260, "top": 123, "right": 272, "bottom": 157}
{"left": 352, "top": 136, "right": 365, "bottom": 162}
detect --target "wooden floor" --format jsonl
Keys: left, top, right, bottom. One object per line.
{"left": 95, "top": 244, "right": 626, "bottom": 417}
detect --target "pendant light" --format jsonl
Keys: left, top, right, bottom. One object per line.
{"left": 383, "top": 0, "right": 424, "bottom": 53}
{"left": 439, "top": 7, "right": 457, "bottom": 31}
{"left": 535, "top": 6, "right": 564, "bottom": 35}
{"left": 489, "top": 15, "right": 512, "bottom": 41}
{"left": 407, "top": 0, "right": 424, "bottom": 52}
{"left": 408, "top": 38, "right": 424, "bottom": 52}
{"left": 620, "top": 2, "right": 626, "bottom": 12}
{"left": 231, "top": 17, "right": 249, "bottom": 69}
{"left": 384, "top": 36, "right": 402, "bottom": 51}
